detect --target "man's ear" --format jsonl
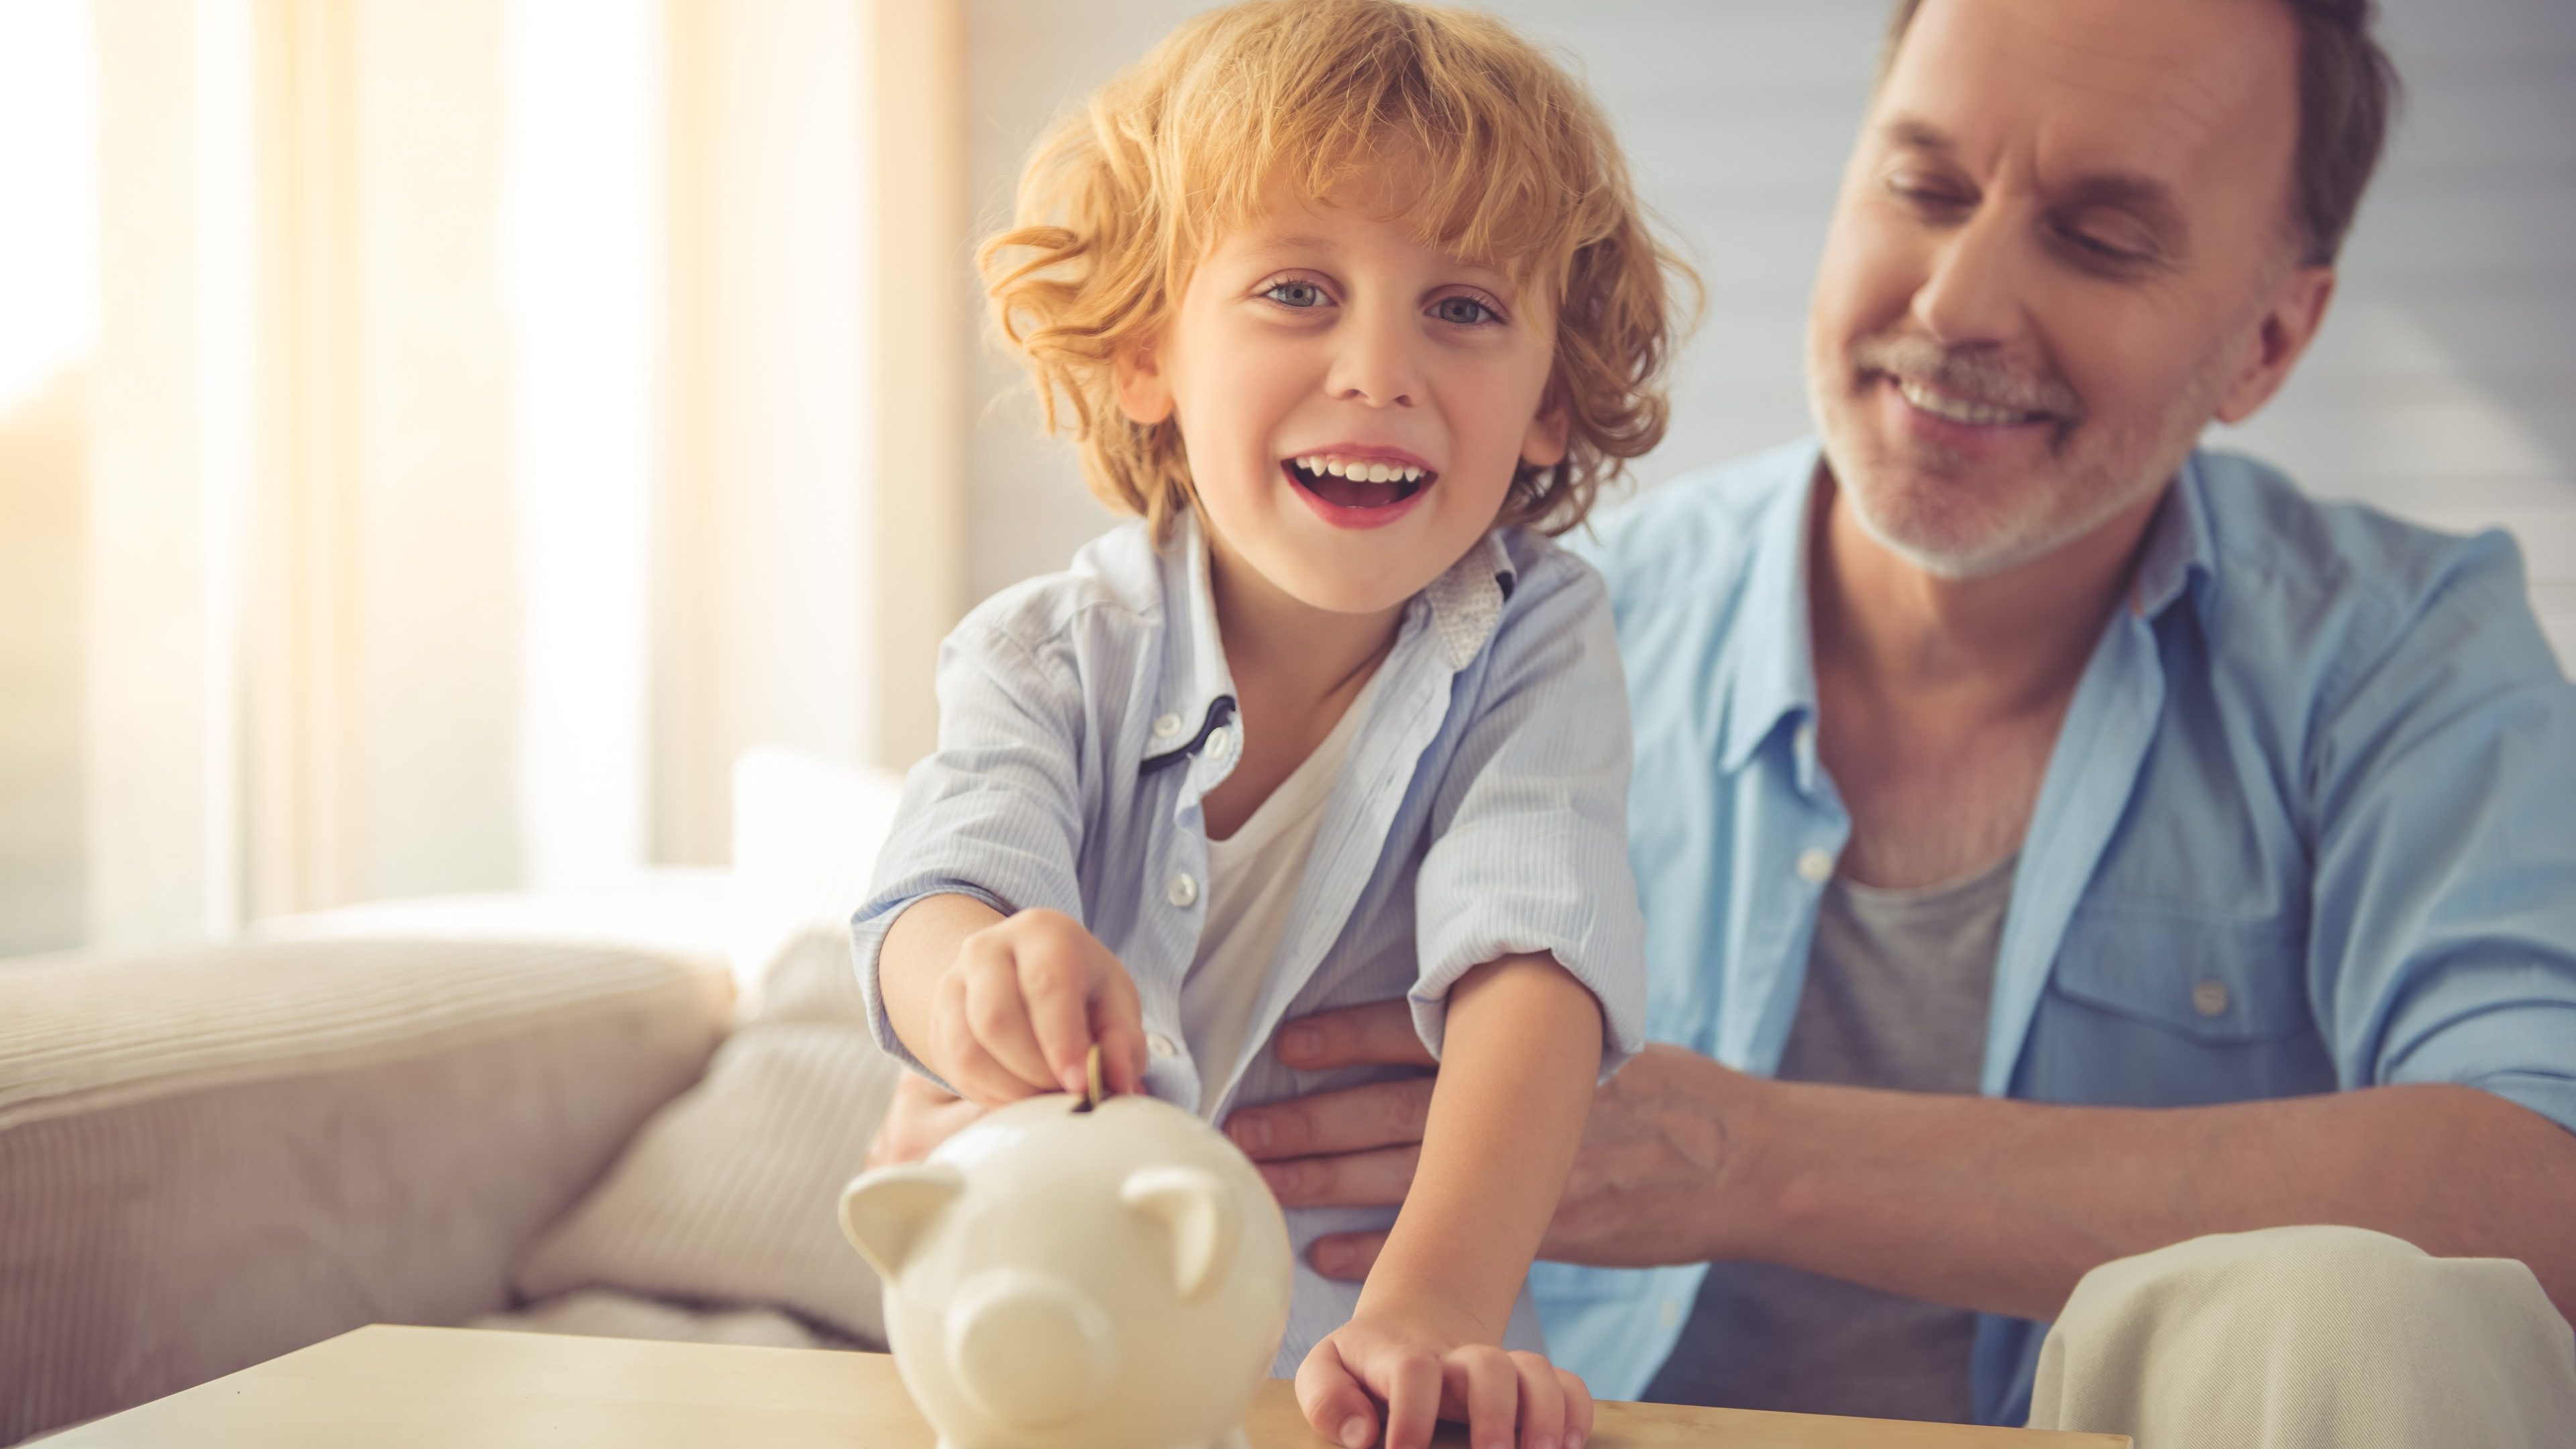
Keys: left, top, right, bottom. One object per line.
{"left": 2214, "top": 264, "right": 2336, "bottom": 425}
{"left": 1115, "top": 336, "right": 1177, "bottom": 427}
{"left": 1519, "top": 389, "right": 1572, "bottom": 472}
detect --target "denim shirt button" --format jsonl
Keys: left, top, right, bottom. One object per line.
{"left": 2192, "top": 979, "right": 2230, "bottom": 1017}
{"left": 1167, "top": 871, "right": 1200, "bottom": 908}
{"left": 1796, "top": 847, "right": 1835, "bottom": 885}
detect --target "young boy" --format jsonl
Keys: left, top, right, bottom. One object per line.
{"left": 855, "top": 4, "right": 1691, "bottom": 1446}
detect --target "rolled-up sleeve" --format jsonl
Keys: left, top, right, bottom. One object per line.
{"left": 1409, "top": 556, "right": 1650, "bottom": 1079}
{"left": 852, "top": 620, "right": 1089, "bottom": 1078}
{"left": 2306, "top": 533, "right": 2576, "bottom": 1134}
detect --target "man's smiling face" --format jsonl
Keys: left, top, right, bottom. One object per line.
{"left": 1807, "top": 0, "right": 2328, "bottom": 580}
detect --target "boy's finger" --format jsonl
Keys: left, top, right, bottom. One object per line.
{"left": 936, "top": 1018, "right": 1041, "bottom": 1106}
{"left": 1089, "top": 966, "right": 1150, "bottom": 1095}
{"left": 960, "top": 957, "right": 1058, "bottom": 1091}
{"left": 1507, "top": 1353, "right": 1564, "bottom": 1449}
{"left": 1383, "top": 1350, "right": 1442, "bottom": 1449}
{"left": 1446, "top": 1345, "right": 1517, "bottom": 1449}
{"left": 932, "top": 975, "right": 1031, "bottom": 1104}
{"left": 1557, "top": 1368, "right": 1594, "bottom": 1449}
{"left": 1014, "top": 943, "right": 1097, "bottom": 1095}
{"left": 1293, "top": 1340, "right": 1379, "bottom": 1449}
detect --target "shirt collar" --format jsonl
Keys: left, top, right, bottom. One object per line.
{"left": 1719, "top": 441, "right": 1826, "bottom": 773}
{"left": 1146, "top": 510, "right": 1241, "bottom": 767}
{"left": 1420, "top": 528, "right": 1519, "bottom": 671}
{"left": 1145, "top": 511, "right": 1519, "bottom": 765}
{"left": 1719, "top": 441, "right": 2222, "bottom": 775}
{"left": 2129, "top": 450, "right": 2218, "bottom": 625}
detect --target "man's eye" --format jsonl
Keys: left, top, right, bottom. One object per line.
{"left": 1430, "top": 295, "right": 1497, "bottom": 326}
{"left": 1889, "top": 177, "right": 1971, "bottom": 212}
{"left": 1263, "top": 280, "right": 1328, "bottom": 308}
{"left": 2057, "top": 223, "right": 2153, "bottom": 268}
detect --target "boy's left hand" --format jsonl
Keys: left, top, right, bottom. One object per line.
{"left": 1295, "top": 1303, "right": 1593, "bottom": 1449}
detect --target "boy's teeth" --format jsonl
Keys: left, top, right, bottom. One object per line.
{"left": 1292, "top": 455, "right": 1428, "bottom": 484}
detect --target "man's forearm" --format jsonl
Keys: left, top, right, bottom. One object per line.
{"left": 1719, "top": 1075, "right": 2576, "bottom": 1322}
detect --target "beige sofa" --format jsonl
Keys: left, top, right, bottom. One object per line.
{"left": 1, "top": 760, "right": 914, "bottom": 1444}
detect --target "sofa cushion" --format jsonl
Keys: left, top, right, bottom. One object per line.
{"left": 0, "top": 936, "right": 733, "bottom": 1445}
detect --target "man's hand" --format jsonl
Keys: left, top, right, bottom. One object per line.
{"left": 929, "top": 908, "right": 1148, "bottom": 1104}
{"left": 1224, "top": 1002, "right": 1746, "bottom": 1279}
{"left": 866, "top": 1071, "right": 990, "bottom": 1169}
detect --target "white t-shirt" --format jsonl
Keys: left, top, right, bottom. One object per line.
{"left": 1179, "top": 674, "right": 1376, "bottom": 1116}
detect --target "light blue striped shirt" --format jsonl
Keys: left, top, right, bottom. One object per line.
{"left": 854, "top": 509, "right": 1648, "bottom": 1373}
{"left": 1536, "top": 439, "right": 2576, "bottom": 1425}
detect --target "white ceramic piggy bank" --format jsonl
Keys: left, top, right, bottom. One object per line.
{"left": 840, "top": 1091, "right": 1294, "bottom": 1449}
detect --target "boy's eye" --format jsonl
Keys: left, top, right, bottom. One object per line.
{"left": 1263, "top": 280, "right": 1328, "bottom": 309}
{"left": 1430, "top": 294, "right": 1497, "bottom": 326}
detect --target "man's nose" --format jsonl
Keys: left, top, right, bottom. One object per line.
{"left": 1909, "top": 203, "right": 2027, "bottom": 347}
{"left": 1325, "top": 305, "right": 1421, "bottom": 409}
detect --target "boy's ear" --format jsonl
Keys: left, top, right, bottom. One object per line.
{"left": 1114, "top": 337, "right": 1177, "bottom": 426}
{"left": 1518, "top": 392, "right": 1571, "bottom": 471}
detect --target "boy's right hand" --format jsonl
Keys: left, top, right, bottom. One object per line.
{"left": 930, "top": 908, "right": 1149, "bottom": 1104}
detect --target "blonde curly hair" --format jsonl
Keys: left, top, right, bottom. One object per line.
{"left": 979, "top": 0, "right": 1699, "bottom": 539}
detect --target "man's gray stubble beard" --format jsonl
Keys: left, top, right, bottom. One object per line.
{"left": 1805, "top": 320, "right": 2254, "bottom": 582}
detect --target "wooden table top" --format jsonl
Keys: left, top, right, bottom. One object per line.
{"left": 48, "top": 1324, "right": 2128, "bottom": 1448}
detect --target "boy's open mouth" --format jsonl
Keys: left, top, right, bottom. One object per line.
{"left": 1282, "top": 453, "right": 1436, "bottom": 511}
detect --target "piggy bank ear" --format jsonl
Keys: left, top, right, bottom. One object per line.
{"left": 1120, "top": 1166, "right": 1236, "bottom": 1302}
{"left": 841, "top": 1163, "right": 966, "bottom": 1278}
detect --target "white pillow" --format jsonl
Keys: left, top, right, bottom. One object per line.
{"left": 508, "top": 1016, "right": 902, "bottom": 1345}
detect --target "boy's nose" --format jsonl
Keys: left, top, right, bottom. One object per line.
{"left": 1325, "top": 310, "right": 1422, "bottom": 409}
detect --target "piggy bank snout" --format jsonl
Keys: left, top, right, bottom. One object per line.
{"left": 946, "top": 1269, "right": 1118, "bottom": 1430}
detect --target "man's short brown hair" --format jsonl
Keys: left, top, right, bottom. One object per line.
{"left": 1878, "top": 0, "right": 2402, "bottom": 266}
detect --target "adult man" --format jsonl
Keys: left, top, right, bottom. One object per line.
{"left": 879, "top": 0, "right": 2576, "bottom": 1436}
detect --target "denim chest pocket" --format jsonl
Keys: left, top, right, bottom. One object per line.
{"left": 2024, "top": 902, "right": 2335, "bottom": 1106}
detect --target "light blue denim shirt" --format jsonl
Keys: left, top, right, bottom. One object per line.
{"left": 1535, "top": 438, "right": 2576, "bottom": 1425}
{"left": 854, "top": 509, "right": 1648, "bottom": 1372}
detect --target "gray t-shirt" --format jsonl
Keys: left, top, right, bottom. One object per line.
{"left": 1639, "top": 853, "right": 2015, "bottom": 1422}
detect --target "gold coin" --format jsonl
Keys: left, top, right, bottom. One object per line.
{"left": 1083, "top": 1042, "right": 1108, "bottom": 1110}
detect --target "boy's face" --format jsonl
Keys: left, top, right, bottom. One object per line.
{"left": 1118, "top": 176, "right": 1568, "bottom": 618}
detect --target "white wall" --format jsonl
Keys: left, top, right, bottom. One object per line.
{"left": 962, "top": 0, "right": 2576, "bottom": 669}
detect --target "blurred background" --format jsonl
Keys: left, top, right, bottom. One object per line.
{"left": 3, "top": 0, "right": 2571, "bottom": 959}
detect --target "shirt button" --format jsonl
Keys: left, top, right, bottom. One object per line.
{"left": 1152, "top": 712, "right": 1185, "bottom": 740}
{"left": 2192, "top": 979, "right": 2230, "bottom": 1018}
{"left": 1147, "top": 1032, "right": 1179, "bottom": 1059}
{"left": 1796, "top": 847, "right": 1836, "bottom": 885}
{"left": 1658, "top": 1299, "right": 1680, "bottom": 1329}
{"left": 1167, "top": 871, "right": 1199, "bottom": 908}
{"left": 1794, "top": 720, "right": 1817, "bottom": 759}
{"left": 1205, "top": 724, "right": 1237, "bottom": 763}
